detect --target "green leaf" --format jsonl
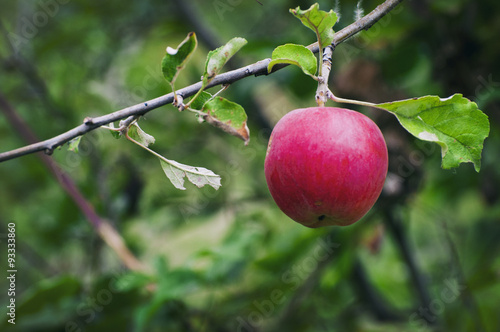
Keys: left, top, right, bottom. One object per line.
{"left": 107, "top": 122, "right": 121, "bottom": 139}
{"left": 268, "top": 44, "right": 318, "bottom": 78}
{"left": 155, "top": 264, "right": 200, "bottom": 300}
{"left": 67, "top": 136, "right": 82, "bottom": 152}
{"left": 186, "top": 38, "right": 246, "bottom": 109}
{"left": 202, "top": 97, "right": 250, "bottom": 144}
{"left": 198, "top": 222, "right": 265, "bottom": 282}
{"left": 110, "top": 131, "right": 121, "bottom": 139}
{"left": 290, "top": 3, "right": 337, "bottom": 48}
{"left": 128, "top": 123, "right": 155, "bottom": 147}
{"left": 17, "top": 276, "right": 81, "bottom": 316}
{"left": 115, "top": 272, "right": 152, "bottom": 292}
{"left": 376, "top": 94, "right": 490, "bottom": 172}
{"left": 161, "top": 32, "right": 197, "bottom": 84}
{"left": 135, "top": 257, "right": 201, "bottom": 330}
{"left": 160, "top": 158, "right": 221, "bottom": 190}
{"left": 203, "top": 37, "right": 247, "bottom": 86}
{"left": 189, "top": 91, "right": 212, "bottom": 110}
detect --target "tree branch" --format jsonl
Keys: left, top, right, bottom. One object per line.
{"left": 0, "top": 0, "right": 404, "bottom": 163}
{"left": 331, "top": 0, "right": 404, "bottom": 47}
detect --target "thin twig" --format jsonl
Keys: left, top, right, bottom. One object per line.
{"left": 0, "top": 0, "right": 404, "bottom": 163}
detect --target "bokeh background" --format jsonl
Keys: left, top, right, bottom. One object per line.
{"left": 0, "top": 0, "right": 499, "bottom": 331}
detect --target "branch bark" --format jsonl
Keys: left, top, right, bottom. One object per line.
{"left": 0, "top": 0, "right": 404, "bottom": 162}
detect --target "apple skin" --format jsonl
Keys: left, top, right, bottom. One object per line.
{"left": 264, "top": 107, "right": 388, "bottom": 228}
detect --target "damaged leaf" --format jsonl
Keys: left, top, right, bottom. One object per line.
{"left": 202, "top": 97, "right": 250, "bottom": 144}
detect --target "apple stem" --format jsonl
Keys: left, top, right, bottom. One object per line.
{"left": 328, "top": 93, "right": 397, "bottom": 113}
{"left": 315, "top": 45, "right": 334, "bottom": 107}
{"left": 329, "top": 95, "right": 377, "bottom": 108}
{"left": 314, "top": 44, "right": 383, "bottom": 111}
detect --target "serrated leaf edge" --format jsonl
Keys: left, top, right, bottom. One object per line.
{"left": 160, "top": 159, "right": 221, "bottom": 190}
{"left": 376, "top": 94, "right": 489, "bottom": 172}
{"left": 290, "top": 4, "right": 337, "bottom": 49}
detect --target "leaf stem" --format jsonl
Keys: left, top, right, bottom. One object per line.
{"left": 185, "top": 83, "right": 228, "bottom": 111}
{"left": 317, "top": 48, "right": 323, "bottom": 79}
{"left": 125, "top": 128, "right": 213, "bottom": 177}
{"left": 170, "top": 82, "right": 180, "bottom": 107}
{"left": 185, "top": 108, "right": 207, "bottom": 117}
{"left": 100, "top": 125, "right": 120, "bottom": 131}
{"left": 211, "top": 84, "right": 230, "bottom": 99}
{"left": 184, "top": 76, "right": 215, "bottom": 109}
{"left": 125, "top": 129, "right": 168, "bottom": 162}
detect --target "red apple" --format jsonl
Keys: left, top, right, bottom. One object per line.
{"left": 264, "top": 107, "right": 388, "bottom": 228}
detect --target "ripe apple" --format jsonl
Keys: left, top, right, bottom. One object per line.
{"left": 264, "top": 107, "right": 388, "bottom": 228}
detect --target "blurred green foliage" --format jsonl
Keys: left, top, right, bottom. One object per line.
{"left": 0, "top": 0, "right": 499, "bottom": 331}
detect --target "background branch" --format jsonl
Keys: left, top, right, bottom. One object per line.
{"left": 383, "top": 209, "right": 433, "bottom": 323}
{"left": 351, "top": 257, "right": 404, "bottom": 321}
{"left": 0, "top": 91, "right": 146, "bottom": 272}
{"left": 0, "top": 0, "right": 403, "bottom": 162}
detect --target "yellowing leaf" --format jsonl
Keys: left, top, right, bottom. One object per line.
{"left": 202, "top": 97, "right": 250, "bottom": 144}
